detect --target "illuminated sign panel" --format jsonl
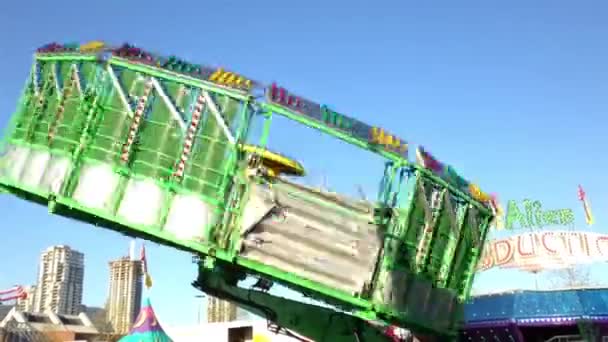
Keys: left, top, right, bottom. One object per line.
{"left": 416, "top": 147, "right": 490, "bottom": 204}
{"left": 79, "top": 41, "right": 106, "bottom": 53}
{"left": 477, "top": 231, "right": 608, "bottom": 272}
{"left": 267, "top": 83, "right": 408, "bottom": 157}
{"left": 36, "top": 42, "right": 259, "bottom": 92}
{"left": 208, "top": 68, "right": 253, "bottom": 91}
{"left": 504, "top": 199, "right": 574, "bottom": 230}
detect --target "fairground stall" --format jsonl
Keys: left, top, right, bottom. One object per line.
{"left": 461, "top": 194, "right": 608, "bottom": 341}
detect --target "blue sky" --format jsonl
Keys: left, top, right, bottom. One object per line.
{"left": 0, "top": 0, "right": 607, "bottom": 327}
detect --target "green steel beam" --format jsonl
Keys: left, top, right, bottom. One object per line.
{"left": 193, "top": 263, "right": 452, "bottom": 341}
{"left": 35, "top": 55, "right": 250, "bottom": 101}
{"left": 261, "top": 102, "right": 408, "bottom": 165}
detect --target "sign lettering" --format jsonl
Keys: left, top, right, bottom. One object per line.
{"left": 322, "top": 105, "right": 353, "bottom": 131}
{"left": 416, "top": 147, "right": 490, "bottom": 204}
{"left": 370, "top": 127, "right": 408, "bottom": 155}
{"left": 269, "top": 84, "right": 305, "bottom": 110}
{"left": 504, "top": 199, "right": 574, "bottom": 230}
{"left": 477, "top": 231, "right": 608, "bottom": 272}
{"left": 36, "top": 41, "right": 261, "bottom": 92}
{"left": 79, "top": 41, "right": 106, "bottom": 53}
{"left": 417, "top": 148, "right": 441, "bottom": 173}
{"left": 209, "top": 68, "right": 253, "bottom": 90}
{"left": 267, "top": 83, "right": 408, "bottom": 158}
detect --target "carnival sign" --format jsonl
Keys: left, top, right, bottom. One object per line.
{"left": 415, "top": 147, "right": 493, "bottom": 205}
{"left": 494, "top": 185, "right": 596, "bottom": 231}
{"left": 477, "top": 231, "right": 608, "bottom": 272}
{"left": 266, "top": 83, "right": 409, "bottom": 158}
{"left": 499, "top": 199, "right": 575, "bottom": 230}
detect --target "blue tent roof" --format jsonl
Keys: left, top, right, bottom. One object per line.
{"left": 464, "top": 288, "right": 608, "bottom": 324}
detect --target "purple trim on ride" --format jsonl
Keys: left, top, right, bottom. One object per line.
{"left": 466, "top": 316, "right": 608, "bottom": 328}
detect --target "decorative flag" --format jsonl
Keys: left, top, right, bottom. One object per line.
{"left": 578, "top": 185, "right": 594, "bottom": 226}
{"left": 0, "top": 286, "right": 27, "bottom": 302}
{"left": 140, "top": 244, "right": 153, "bottom": 289}
{"left": 490, "top": 194, "right": 505, "bottom": 230}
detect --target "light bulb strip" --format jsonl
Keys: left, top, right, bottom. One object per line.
{"left": 120, "top": 80, "right": 153, "bottom": 163}
{"left": 173, "top": 93, "right": 206, "bottom": 178}
{"left": 48, "top": 69, "right": 78, "bottom": 142}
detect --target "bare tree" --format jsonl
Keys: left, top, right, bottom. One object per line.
{"left": 88, "top": 309, "right": 114, "bottom": 334}
{"left": 547, "top": 265, "right": 596, "bottom": 289}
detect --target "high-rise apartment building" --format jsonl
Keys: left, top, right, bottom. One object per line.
{"left": 106, "top": 256, "right": 143, "bottom": 334}
{"left": 34, "top": 245, "right": 85, "bottom": 315}
{"left": 15, "top": 285, "right": 36, "bottom": 312}
{"left": 207, "top": 296, "right": 237, "bottom": 323}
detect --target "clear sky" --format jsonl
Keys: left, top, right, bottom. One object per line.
{"left": 0, "top": 0, "right": 607, "bottom": 327}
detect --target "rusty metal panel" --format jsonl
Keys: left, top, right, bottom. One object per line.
{"left": 239, "top": 178, "right": 382, "bottom": 295}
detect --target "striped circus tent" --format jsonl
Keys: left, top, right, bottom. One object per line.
{"left": 118, "top": 298, "right": 172, "bottom": 342}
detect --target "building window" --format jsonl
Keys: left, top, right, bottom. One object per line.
{"left": 228, "top": 326, "right": 253, "bottom": 342}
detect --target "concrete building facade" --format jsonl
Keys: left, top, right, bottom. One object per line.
{"left": 0, "top": 307, "right": 99, "bottom": 342}
{"left": 15, "top": 285, "right": 36, "bottom": 312}
{"left": 207, "top": 296, "right": 237, "bottom": 323}
{"left": 106, "top": 257, "right": 143, "bottom": 334}
{"left": 164, "top": 320, "right": 312, "bottom": 342}
{"left": 34, "top": 245, "right": 85, "bottom": 315}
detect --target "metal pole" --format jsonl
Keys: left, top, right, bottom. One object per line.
{"left": 195, "top": 295, "right": 205, "bottom": 324}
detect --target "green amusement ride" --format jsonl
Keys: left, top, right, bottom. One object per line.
{"left": 0, "top": 41, "right": 498, "bottom": 341}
